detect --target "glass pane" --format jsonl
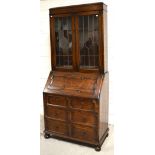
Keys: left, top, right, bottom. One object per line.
{"left": 79, "top": 15, "right": 99, "bottom": 68}
{"left": 55, "top": 16, "right": 72, "bottom": 67}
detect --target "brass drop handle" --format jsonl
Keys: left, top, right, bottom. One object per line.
{"left": 81, "top": 131, "right": 86, "bottom": 136}
{"left": 80, "top": 101, "right": 84, "bottom": 108}
{"left": 55, "top": 126, "right": 59, "bottom": 130}
{"left": 76, "top": 90, "right": 81, "bottom": 93}
{"left": 54, "top": 111, "right": 58, "bottom": 117}
{"left": 67, "top": 98, "right": 72, "bottom": 107}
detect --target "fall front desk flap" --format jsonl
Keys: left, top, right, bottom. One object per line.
{"left": 44, "top": 71, "right": 104, "bottom": 98}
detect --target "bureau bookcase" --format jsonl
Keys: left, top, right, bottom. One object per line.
{"left": 43, "top": 2, "right": 109, "bottom": 151}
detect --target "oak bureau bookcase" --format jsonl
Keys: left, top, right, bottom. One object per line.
{"left": 43, "top": 2, "right": 109, "bottom": 151}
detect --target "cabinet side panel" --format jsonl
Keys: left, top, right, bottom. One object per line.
{"left": 103, "top": 10, "right": 108, "bottom": 73}
{"left": 43, "top": 93, "right": 47, "bottom": 131}
{"left": 50, "top": 16, "right": 56, "bottom": 70}
{"left": 99, "top": 72, "right": 109, "bottom": 139}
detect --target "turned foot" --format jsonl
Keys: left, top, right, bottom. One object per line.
{"left": 44, "top": 133, "right": 50, "bottom": 139}
{"left": 95, "top": 146, "right": 101, "bottom": 151}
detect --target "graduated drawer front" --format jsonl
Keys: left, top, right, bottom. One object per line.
{"left": 46, "top": 105, "right": 67, "bottom": 121}
{"left": 71, "top": 110, "right": 96, "bottom": 125}
{"left": 46, "top": 119, "right": 68, "bottom": 135}
{"left": 71, "top": 124, "right": 96, "bottom": 142}
{"left": 70, "top": 98, "right": 94, "bottom": 111}
{"left": 47, "top": 95, "right": 67, "bottom": 107}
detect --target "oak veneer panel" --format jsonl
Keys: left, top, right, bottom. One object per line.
{"left": 69, "top": 98, "right": 94, "bottom": 111}
{"left": 47, "top": 95, "right": 67, "bottom": 107}
{"left": 71, "top": 110, "right": 96, "bottom": 125}
{"left": 46, "top": 105, "right": 67, "bottom": 121}
{"left": 44, "top": 71, "right": 102, "bottom": 98}
{"left": 71, "top": 124, "right": 96, "bottom": 143}
{"left": 45, "top": 119, "right": 68, "bottom": 135}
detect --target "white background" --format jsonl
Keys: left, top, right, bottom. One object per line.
{"left": 0, "top": 0, "right": 155, "bottom": 155}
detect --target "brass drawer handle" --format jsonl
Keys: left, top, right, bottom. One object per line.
{"left": 81, "top": 101, "right": 84, "bottom": 104}
{"left": 54, "top": 112, "right": 59, "bottom": 117}
{"left": 81, "top": 131, "right": 86, "bottom": 136}
{"left": 55, "top": 126, "right": 59, "bottom": 130}
{"left": 80, "top": 101, "right": 84, "bottom": 108}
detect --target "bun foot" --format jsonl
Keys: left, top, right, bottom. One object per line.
{"left": 44, "top": 133, "right": 50, "bottom": 139}
{"left": 95, "top": 146, "right": 101, "bottom": 151}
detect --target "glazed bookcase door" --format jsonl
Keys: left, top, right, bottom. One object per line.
{"left": 76, "top": 14, "right": 100, "bottom": 71}
{"left": 51, "top": 15, "right": 76, "bottom": 70}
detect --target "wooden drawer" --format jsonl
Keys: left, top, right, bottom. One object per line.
{"left": 70, "top": 98, "right": 94, "bottom": 111}
{"left": 45, "top": 119, "right": 68, "bottom": 135}
{"left": 47, "top": 95, "right": 67, "bottom": 107}
{"left": 46, "top": 105, "right": 67, "bottom": 121}
{"left": 71, "top": 110, "right": 96, "bottom": 125}
{"left": 71, "top": 124, "right": 96, "bottom": 142}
